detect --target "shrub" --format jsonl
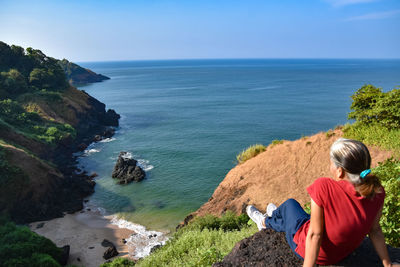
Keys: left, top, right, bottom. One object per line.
{"left": 348, "top": 85, "right": 400, "bottom": 129}
{"left": 0, "top": 219, "right": 62, "bottom": 267}
{"left": 236, "top": 144, "right": 266, "bottom": 164}
{"left": 372, "top": 158, "right": 400, "bottom": 247}
{"left": 185, "top": 211, "right": 249, "bottom": 233}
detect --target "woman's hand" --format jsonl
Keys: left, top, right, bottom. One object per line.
{"left": 303, "top": 199, "right": 324, "bottom": 267}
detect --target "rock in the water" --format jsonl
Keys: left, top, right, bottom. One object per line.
{"left": 103, "top": 246, "right": 119, "bottom": 260}
{"left": 112, "top": 152, "right": 146, "bottom": 184}
{"left": 213, "top": 229, "right": 400, "bottom": 267}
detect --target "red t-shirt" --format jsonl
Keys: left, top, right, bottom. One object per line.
{"left": 293, "top": 177, "right": 385, "bottom": 265}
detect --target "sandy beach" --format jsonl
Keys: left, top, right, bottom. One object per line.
{"left": 29, "top": 207, "right": 135, "bottom": 267}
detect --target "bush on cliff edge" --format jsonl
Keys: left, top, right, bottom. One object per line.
{"left": 0, "top": 217, "right": 63, "bottom": 267}
{"left": 236, "top": 144, "right": 266, "bottom": 164}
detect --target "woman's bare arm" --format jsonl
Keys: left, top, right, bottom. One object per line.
{"left": 369, "top": 207, "right": 397, "bottom": 267}
{"left": 303, "top": 199, "right": 324, "bottom": 267}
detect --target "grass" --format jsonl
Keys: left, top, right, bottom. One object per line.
{"left": 343, "top": 122, "right": 400, "bottom": 157}
{"left": 271, "top": 139, "right": 284, "bottom": 145}
{"left": 325, "top": 130, "right": 335, "bottom": 138}
{"left": 106, "top": 212, "right": 257, "bottom": 267}
{"left": 236, "top": 144, "right": 266, "bottom": 164}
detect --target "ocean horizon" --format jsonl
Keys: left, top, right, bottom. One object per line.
{"left": 76, "top": 59, "right": 400, "bottom": 231}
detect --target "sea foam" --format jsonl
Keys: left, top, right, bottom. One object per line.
{"left": 99, "top": 137, "right": 116, "bottom": 143}
{"left": 109, "top": 216, "right": 169, "bottom": 259}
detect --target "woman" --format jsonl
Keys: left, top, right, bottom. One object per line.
{"left": 247, "top": 138, "right": 397, "bottom": 267}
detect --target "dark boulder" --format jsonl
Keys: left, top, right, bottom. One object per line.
{"left": 101, "top": 239, "right": 114, "bottom": 247}
{"left": 103, "top": 246, "right": 119, "bottom": 260}
{"left": 213, "top": 229, "right": 400, "bottom": 267}
{"left": 101, "top": 239, "right": 119, "bottom": 260}
{"left": 102, "top": 127, "right": 115, "bottom": 138}
{"left": 112, "top": 152, "right": 146, "bottom": 184}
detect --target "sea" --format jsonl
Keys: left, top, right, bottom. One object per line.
{"left": 76, "top": 59, "right": 400, "bottom": 232}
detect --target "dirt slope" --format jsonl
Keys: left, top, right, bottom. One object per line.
{"left": 193, "top": 129, "right": 392, "bottom": 218}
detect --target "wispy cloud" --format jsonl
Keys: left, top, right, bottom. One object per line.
{"left": 345, "top": 9, "right": 400, "bottom": 21}
{"left": 326, "top": 0, "right": 379, "bottom": 7}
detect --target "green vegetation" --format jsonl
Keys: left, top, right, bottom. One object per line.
{"left": 105, "top": 212, "right": 256, "bottom": 267}
{"left": 344, "top": 84, "right": 400, "bottom": 156}
{"left": 343, "top": 123, "right": 400, "bottom": 156}
{"left": 0, "top": 42, "right": 78, "bottom": 145}
{"left": 271, "top": 139, "right": 284, "bottom": 145}
{"left": 0, "top": 99, "right": 76, "bottom": 145}
{"left": 372, "top": 158, "right": 400, "bottom": 247}
{"left": 0, "top": 42, "right": 68, "bottom": 99}
{"left": 344, "top": 84, "right": 400, "bottom": 247}
{"left": 236, "top": 144, "right": 266, "bottom": 164}
{"left": 348, "top": 85, "right": 400, "bottom": 129}
{"left": 325, "top": 130, "right": 335, "bottom": 138}
{"left": 137, "top": 212, "right": 255, "bottom": 267}
{"left": 100, "top": 258, "right": 136, "bottom": 267}
{"left": 58, "top": 58, "right": 109, "bottom": 85}
{"left": 0, "top": 217, "right": 63, "bottom": 267}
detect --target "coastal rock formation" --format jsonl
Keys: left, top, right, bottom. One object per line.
{"left": 58, "top": 58, "right": 110, "bottom": 85}
{"left": 213, "top": 229, "right": 400, "bottom": 266}
{"left": 0, "top": 42, "right": 121, "bottom": 223}
{"left": 101, "top": 239, "right": 119, "bottom": 260}
{"left": 112, "top": 152, "right": 146, "bottom": 184}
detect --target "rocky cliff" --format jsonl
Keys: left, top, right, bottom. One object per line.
{"left": 0, "top": 42, "right": 120, "bottom": 223}
{"left": 190, "top": 129, "right": 392, "bottom": 220}
{"left": 58, "top": 58, "right": 110, "bottom": 85}
{"left": 0, "top": 85, "right": 119, "bottom": 223}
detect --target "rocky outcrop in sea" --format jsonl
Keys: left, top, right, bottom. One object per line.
{"left": 112, "top": 152, "right": 146, "bottom": 184}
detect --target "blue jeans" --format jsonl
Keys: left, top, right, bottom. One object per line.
{"left": 264, "top": 198, "right": 310, "bottom": 259}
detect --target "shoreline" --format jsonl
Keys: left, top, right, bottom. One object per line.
{"left": 29, "top": 205, "right": 133, "bottom": 267}
{"left": 29, "top": 201, "right": 169, "bottom": 267}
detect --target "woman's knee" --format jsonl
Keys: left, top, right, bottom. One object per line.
{"left": 283, "top": 198, "right": 300, "bottom": 206}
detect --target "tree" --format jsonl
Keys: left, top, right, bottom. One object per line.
{"left": 348, "top": 84, "right": 400, "bottom": 129}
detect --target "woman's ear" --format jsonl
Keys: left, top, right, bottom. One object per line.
{"left": 337, "top": 167, "right": 345, "bottom": 179}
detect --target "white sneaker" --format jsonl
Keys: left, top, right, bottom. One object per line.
{"left": 266, "top": 203, "right": 277, "bottom": 217}
{"left": 246, "top": 205, "right": 266, "bottom": 231}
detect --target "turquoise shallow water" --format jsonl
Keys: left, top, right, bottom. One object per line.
{"left": 76, "top": 59, "right": 400, "bottom": 231}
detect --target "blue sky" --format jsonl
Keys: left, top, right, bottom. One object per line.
{"left": 1, "top": 0, "right": 399, "bottom": 61}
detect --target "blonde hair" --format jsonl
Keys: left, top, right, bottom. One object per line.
{"left": 330, "top": 138, "right": 381, "bottom": 198}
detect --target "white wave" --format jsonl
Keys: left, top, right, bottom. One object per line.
{"left": 100, "top": 137, "right": 116, "bottom": 143}
{"left": 120, "top": 151, "right": 133, "bottom": 159}
{"left": 109, "top": 216, "right": 169, "bottom": 259}
{"left": 84, "top": 148, "right": 101, "bottom": 156}
{"left": 248, "top": 85, "right": 281, "bottom": 91}
{"left": 137, "top": 159, "right": 154, "bottom": 171}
